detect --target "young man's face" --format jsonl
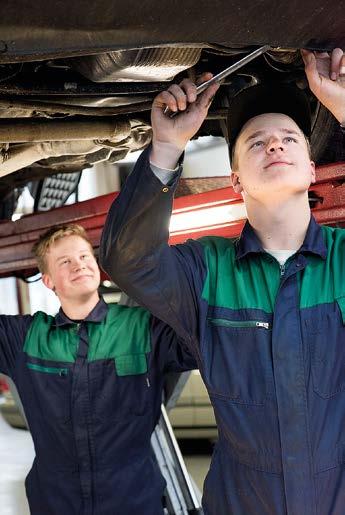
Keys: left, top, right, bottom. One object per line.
{"left": 42, "top": 235, "right": 100, "bottom": 302}
{"left": 231, "top": 113, "right": 316, "bottom": 202}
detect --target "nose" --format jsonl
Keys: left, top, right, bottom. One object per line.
{"left": 73, "top": 257, "right": 86, "bottom": 271}
{"left": 266, "top": 136, "right": 284, "bottom": 154}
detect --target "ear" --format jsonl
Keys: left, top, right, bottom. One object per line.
{"left": 231, "top": 172, "right": 244, "bottom": 193}
{"left": 42, "top": 273, "right": 55, "bottom": 293}
{"left": 309, "top": 161, "right": 316, "bottom": 184}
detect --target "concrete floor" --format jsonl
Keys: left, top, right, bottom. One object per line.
{"left": 0, "top": 410, "right": 211, "bottom": 514}
{"left": 0, "top": 412, "right": 34, "bottom": 515}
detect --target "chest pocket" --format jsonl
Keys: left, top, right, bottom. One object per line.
{"left": 90, "top": 354, "right": 151, "bottom": 421}
{"left": 25, "top": 362, "right": 71, "bottom": 423}
{"left": 203, "top": 317, "right": 273, "bottom": 406}
{"left": 307, "top": 298, "right": 345, "bottom": 399}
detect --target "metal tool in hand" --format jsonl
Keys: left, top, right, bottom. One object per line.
{"left": 164, "top": 44, "right": 270, "bottom": 117}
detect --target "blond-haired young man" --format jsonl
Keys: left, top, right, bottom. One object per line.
{"left": 0, "top": 224, "right": 195, "bottom": 515}
{"left": 100, "top": 49, "right": 345, "bottom": 514}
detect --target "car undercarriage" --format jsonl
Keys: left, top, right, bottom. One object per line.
{"left": 0, "top": 0, "right": 344, "bottom": 218}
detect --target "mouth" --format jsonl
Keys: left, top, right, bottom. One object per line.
{"left": 264, "top": 161, "right": 292, "bottom": 169}
{"left": 72, "top": 275, "right": 94, "bottom": 282}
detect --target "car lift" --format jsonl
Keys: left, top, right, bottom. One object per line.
{"left": 0, "top": 161, "right": 344, "bottom": 278}
{"left": 0, "top": 161, "right": 344, "bottom": 514}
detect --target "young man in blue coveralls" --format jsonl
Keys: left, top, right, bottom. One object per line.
{"left": 0, "top": 223, "right": 196, "bottom": 515}
{"left": 100, "top": 48, "right": 345, "bottom": 514}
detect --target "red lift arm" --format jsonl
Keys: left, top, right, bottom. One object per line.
{"left": 0, "top": 162, "right": 344, "bottom": 278}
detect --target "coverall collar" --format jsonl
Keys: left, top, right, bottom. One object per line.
{"left": 54, "top": 296, "right": 108, "bottom": 327}
{"left": 235, "top": 215, "right": 328, "bottom": 261}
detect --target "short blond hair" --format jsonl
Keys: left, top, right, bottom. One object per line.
{"left": 32, "top": 224, "right": 93, "bottom": 274}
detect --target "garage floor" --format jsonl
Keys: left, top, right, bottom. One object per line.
{"left": 0, "top": 411, "right": 211, "bottom": 514}
{"left": 0, "top": 412, "right": 33, "bottom": 515}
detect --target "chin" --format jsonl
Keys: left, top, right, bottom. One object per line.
{"left": 264, "top": 175, "right": 308, "bottom": 190}
{"left": 74, "top": 282, "right": 98, "bottom": 295}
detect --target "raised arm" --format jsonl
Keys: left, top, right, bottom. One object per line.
{"left": 149, "top": 73, "right": 219, "bottom": 169}
{"left": 0, "top": 314, "right": 32, "bottom": 377}
{"left": 99, "top": 147, "right": 205, "bottom": 343}
{"left": 301, "top": 48, "right": 345, "bottom": 125}
{"left": 99, "top": 77, "right": 219, "bottom": 343}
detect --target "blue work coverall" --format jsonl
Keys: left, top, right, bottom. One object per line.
{"left": 0, "top": 297, "right": 196, "bottom": 515}
{"left": 100, "top": 148, "right": 345, "bottom": 515}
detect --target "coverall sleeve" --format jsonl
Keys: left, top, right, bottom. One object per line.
{"left": 99, "top": 147, "right": 207, "bottom": 345}
{"left": 0, "top": 314, "right": 32, "bottom": 376}
{"left": 150, "top": 316, "right": 198, "bottom": 373}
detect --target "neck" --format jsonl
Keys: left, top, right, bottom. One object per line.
{"left": 59, "top": 291, "right": 100, "bottom": 320}
{"left": 245, "top": 193, "right": 311, "bottom": 250}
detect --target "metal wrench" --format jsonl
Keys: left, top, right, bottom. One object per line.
{"left": 164, "top": 44, "right": 270, "bottom": 117}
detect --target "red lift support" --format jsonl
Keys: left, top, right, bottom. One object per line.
{"left": 0, "top": 162, "right": 344, "bottom": 278}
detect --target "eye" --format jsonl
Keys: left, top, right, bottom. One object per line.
{"left": 250, "top": 140, "right": 264, "bottom": 149}
{"left": 284, "top": 136, "right": 297, "bottom": 143}
{"left": 80, "top": 254, "right": 90, "bottom": 260}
